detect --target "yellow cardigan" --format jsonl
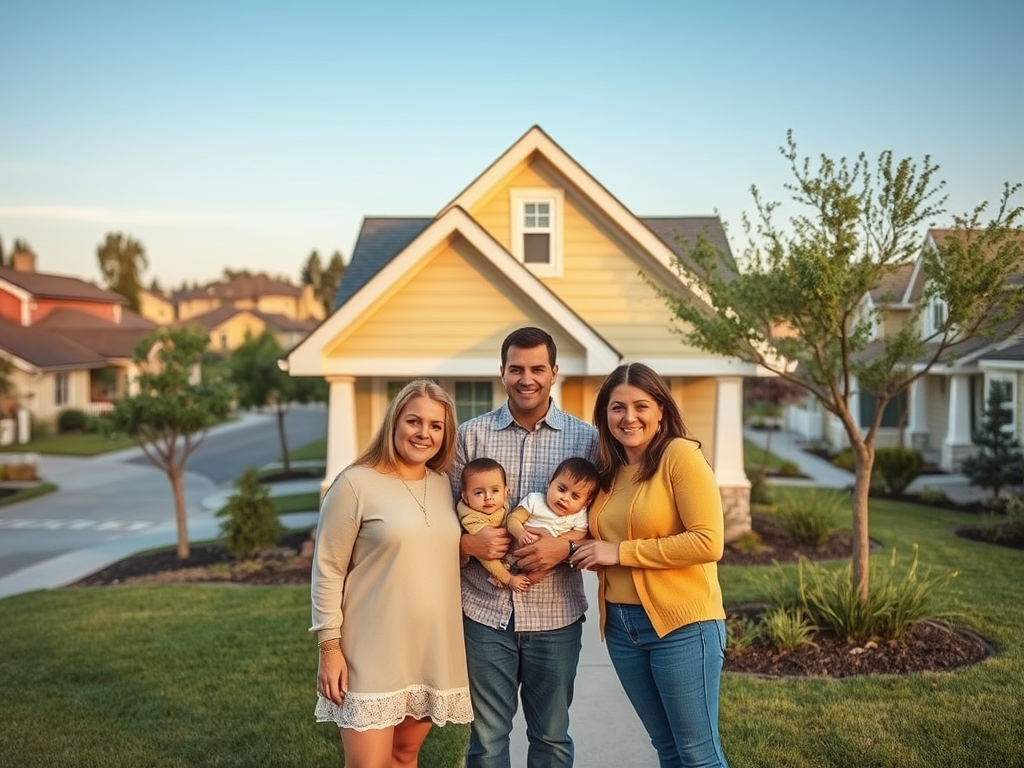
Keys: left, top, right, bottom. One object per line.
{"left": 589, "top": 437, "right": 726, "bottom": 638}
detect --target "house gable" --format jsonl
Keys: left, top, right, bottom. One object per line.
{"left": 288, "top": 206, "right": 620, "bottom": 377}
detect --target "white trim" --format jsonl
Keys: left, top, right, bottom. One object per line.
{"left": 287, "top": 206, "right": 621, "bottom": 376}
{"left": 986, "top": 371, "right": 1017, "bottom": 434}
{"left": 510, "top": 188, "right": 564, "bottom": 276}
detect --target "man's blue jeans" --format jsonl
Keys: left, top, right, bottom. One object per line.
{"left": 463, "top": 614, "right": 584, "bottom": 768}
{"left": 605, "top": 604, "right": 730, "bottom": 768}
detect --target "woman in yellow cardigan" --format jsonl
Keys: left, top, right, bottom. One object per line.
{"left": 571, "top": 362, "right": 730, "bottom": 768}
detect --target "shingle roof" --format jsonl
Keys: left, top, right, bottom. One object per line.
{"left": 639, "top": 217, "right": 736, "bottom": 277}
{"left": 34, "top": 309, "right": 155, "bottom": 359}
{"left": 870, "top": 262, "right": 915, "bottom": 304}
{"left": 174, "top": 305, "right": 318, "bottom": 334}
{"left": 335, "top": 218, "right": 432, "bottom": 308}
{"left": 172, "top": 273, "right": 303, "bottom": 302}
{"left": 0, "top": 317, "right": 109, "bottom": 369}
{"left": 0, "top": 266, "right": 125, "bottom": 304}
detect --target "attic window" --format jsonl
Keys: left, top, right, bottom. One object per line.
{"left": 510, "top": 188, "right": 564, "bottom": 276}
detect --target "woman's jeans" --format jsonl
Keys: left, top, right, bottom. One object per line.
{"left": 605, "top": 603, "right": 730, "bottom": 768}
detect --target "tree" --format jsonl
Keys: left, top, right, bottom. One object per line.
{"left": 658, "top": 130, "right": 1024, "bottom": 602}
{"left": 320, "top": 250, "right": 346, "bottom": 314}
{"left": 300, "top": 249, "right": 322, "bottom": 287}
{"left": 107, "top": 328, "right": 232, "bottom": 558}
{"left": 218, "top": 465, "right": 283, "bottom": 559}
{"left": 301, "top": 249, "right": 346, "bottom": 315}
{"left": 961, "top": 380, "right": 1024, "bottom": 500}
{"left": 0, "top": 356, "right": 16, "bottom": 417}
{"left": 97, "top": 232, "right": 148, "bottom": 312}
{"left": 228, "top": 330, "right": 326, "bottom": 474}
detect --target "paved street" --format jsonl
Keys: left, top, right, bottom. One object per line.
{"left": 0, "top": 404, "right": 327, "bottom": 581}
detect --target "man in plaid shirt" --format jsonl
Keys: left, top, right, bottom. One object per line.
{"left": 451, "top": 327, "right": 598, "bottom": 768}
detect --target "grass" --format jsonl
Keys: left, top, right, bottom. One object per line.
{"left": 2, "top": 484, "right": 1020, "bottom": 766}
{"left": 744, "top": 437, "right": 797, "bottom": 473}
{"left": 0, "top": 482, "right": 58, "bottom": 506}
{"left": 0, "top": 432, "right": 137, "bottom": 456}
{"left": 286, "top": 437, "right": 326, "bottom": 462}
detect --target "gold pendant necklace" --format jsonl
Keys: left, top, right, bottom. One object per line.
{"left": 399, "top": 475, "right": 430, "bottom": 526}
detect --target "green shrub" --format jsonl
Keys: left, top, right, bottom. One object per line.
{"left": 773, "top": 488, "right": 844, "bottom": 547}
{"left": 831, "top": 448, "right": 856, "bottom": 472}
{"left": 729, "top": 530, "right": 770, "bottom": 556}
{"left": 976, "top": 495, "right": 1024, "bottom": 543}
{"left": 219, "top": 466, "right": 284, "bottom": 559}
{"left": 795, "top": 545, "right": 959, "bottom": 641}
{"left": 874, "top": 447, "right": 924, "bottom": 494}
{"left": 917, "top": 486, "right": 949, "bottom": 506}
{"left": 761, "top": 607, "right": 817, "bottom": 652}
{"left": 746, "top": 467, "right": 772, "bottom": 505}
{"left": 776, "top": 460, "right": 803, "bottom": 478}
{"left": 57, "top": 408, "right": 88, "bottom": 433}
{"left": 726, "top": 614, "right": 763, "bottom": 650}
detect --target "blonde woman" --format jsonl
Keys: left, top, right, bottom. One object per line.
{"left": 311, "top": 380, "right": 473, "bottom": 767}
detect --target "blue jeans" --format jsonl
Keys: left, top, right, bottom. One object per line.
{"left": 605, "top": 604, "right": 729, "bottom": 768}
{"left": 463, "top": 614, "right": 584, "bottom": 768}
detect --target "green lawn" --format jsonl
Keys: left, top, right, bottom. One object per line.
{"left": 0, "top": 432, "right": 138, "bottom": 456}
{"left": 0, "top": 482, "right": 58, "bottom": 507}
{"left": 1, "top": 491, "right": 1020, "bottom": 767}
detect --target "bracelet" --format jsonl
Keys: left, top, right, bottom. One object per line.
{"left": 318, "top": 638, "right": 342, "bottom": 653}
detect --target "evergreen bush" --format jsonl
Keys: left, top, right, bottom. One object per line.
{"left": 219, "top": 466, "right": 283, "bottom": 559}
{"left": 961, "top": 380, "right": 1024, "bottom": 499}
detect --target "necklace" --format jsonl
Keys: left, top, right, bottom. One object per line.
{"left": 398, "top": 474, "right": 430, "bottom": 526}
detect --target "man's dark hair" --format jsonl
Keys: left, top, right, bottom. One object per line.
{"left": 501, "top": 327, "right": 556, "bottom": 367}
{"left": 550, "top": 456, "right": 601, "bottom": 504}
{"left": 462, "top": 457, "right": 507, "bottom": 485}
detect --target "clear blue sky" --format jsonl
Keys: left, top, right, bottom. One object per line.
{"left": 2, "top": 0, "right": 1021, "bottom": 289}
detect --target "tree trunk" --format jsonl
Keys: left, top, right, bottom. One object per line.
{"left": 276, "top": 404, "right": 291, "bottom": 474}
{"left": 169, "top": 467, "right": 190, "bottom": 559}
{"left": 851, "top": 444, "right": 874, "bottom": 603}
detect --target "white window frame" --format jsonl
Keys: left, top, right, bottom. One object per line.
{"left": 925, "top": 294, "right": 947, "bottom": 336}
{"left": 510, "top": 188, "right": 564, "bottom": 277}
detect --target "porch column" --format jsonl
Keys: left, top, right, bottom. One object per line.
{"left": 942, "top": 373, "right": 973, "bottom": 472}
{"left": 323, "top": 376, "right": 357, "bottom": 496}
{"left": 550, "top": 379, "right": 563, "bottom": 408}
{"left": 713, "top": 376, "right": 751, "bottom": 541}
{"left": 908, "top": 377, "right": 928, "bottom": 451}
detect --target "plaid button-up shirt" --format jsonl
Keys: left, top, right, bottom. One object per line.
{"left": 451, "top": 400, "right": 598, "bottom": 631}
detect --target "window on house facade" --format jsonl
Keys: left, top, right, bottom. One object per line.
{"left": 858, "top": 390, "right": 908, "bottom": 429}
{"left": 454, "top": 381, "right": 493, "bottom": 424}
{"left": 510, "top": 188, "right": 564, "bottom": 275}
{"left": 55, "top": 372, "right": 69, "bottom": 406}
{"left": 929, "top": 297, "right": 948, "bottom": 335}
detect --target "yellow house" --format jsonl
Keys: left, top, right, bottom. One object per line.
{"left": 286, "top": 126, "right": 756, "bottom": 539}
{"left": 173, "top": 274, "right": 324, "bottom": 324}
{"left": 174, "top": 306, "right": 318, "bottom": 353}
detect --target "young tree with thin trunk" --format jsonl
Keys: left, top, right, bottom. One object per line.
{"left": 108, "top": 328, "right": 232, "bottom": 559}
{"left": 228, "top": 330, "right": 326, "bottom": 474}
{"left": 657, "top": 131, "right": 1024, "bottom": 602}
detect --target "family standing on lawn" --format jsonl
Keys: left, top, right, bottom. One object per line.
{"left": 310, "top": 327, "right": 731, "bottom": 768}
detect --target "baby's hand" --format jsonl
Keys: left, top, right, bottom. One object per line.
{"left": 508, "top": 574, "right": 530, "bottom": 593}
{"left": 517, "top": 530, "right": 539, "bottom": 546}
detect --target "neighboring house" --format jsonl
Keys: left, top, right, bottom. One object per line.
{"left": 138, "top": 288, "right": 177, "bottom": 325}
{"left": 785, "top": 228, "right": 1024, "bottom": 472}
{"left": 174, "top": 305, "right": 318, "bottom": 353}
{"left": 0, "top": 253, "right": 157, "bottom": 430}
{"left": 286, "top": 125, "right": 760, "bottom": 539}
{"left": 151, "top": 273, "right": 324, "bottom": 327}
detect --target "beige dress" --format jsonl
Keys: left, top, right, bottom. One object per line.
{"left": 311, "top": 465, "right": 473, "bottom": 730}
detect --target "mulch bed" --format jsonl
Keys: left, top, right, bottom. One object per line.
{"left": 723, "top": 614, "right": 991, "bottom": 678}
{"left": 70, "top": 528, "right": 315, "bottom": 587}
{"left": 721, "top": 514, "right": 856, "bottom": 566}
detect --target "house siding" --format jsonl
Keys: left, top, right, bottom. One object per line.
{"left": 324, "top": 238, "right": 586, "bottom": 364}
{"left": 470, "top": 156, "right": 707, "bottom": 360}
{"left": 32, "top": 299, "right": 118, "bottom": 324}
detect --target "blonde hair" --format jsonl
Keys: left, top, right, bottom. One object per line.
{"left": 353, "top": 379, "right": 457, "bottom": 473}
